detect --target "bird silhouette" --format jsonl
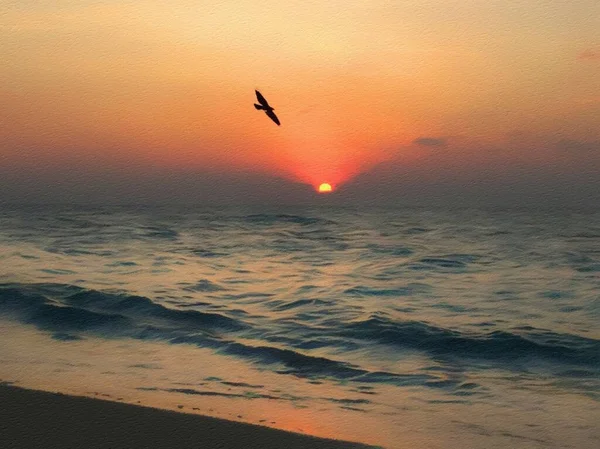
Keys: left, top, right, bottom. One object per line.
{"left": 254, "top": 90, "right": 280, "bottom": 126}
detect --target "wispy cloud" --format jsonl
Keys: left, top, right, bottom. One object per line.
{"left": 413, "top": 137, "right": 447, "bottom": 147}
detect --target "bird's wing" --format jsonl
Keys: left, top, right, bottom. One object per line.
{"left": 255, "top": 90, "right": 270, "bottom": 107}
{"left": 266, "top": 109, "right": 280, "bottom": 126}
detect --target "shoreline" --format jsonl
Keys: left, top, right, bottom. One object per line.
{"left": 0, "top": 384, "right": 378, "bottom": 449}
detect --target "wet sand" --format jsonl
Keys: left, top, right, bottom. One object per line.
{"left": 0, "top": 385, "right": 376, "bottom": 449}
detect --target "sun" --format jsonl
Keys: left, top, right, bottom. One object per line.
{"left": 318, "top": 183, "right": 333, "bottom": 193}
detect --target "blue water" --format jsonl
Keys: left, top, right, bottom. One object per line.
{"left": 1, "top": 205, "right": 599, "bottom": 448}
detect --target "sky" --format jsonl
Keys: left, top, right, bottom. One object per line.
{"left": 1, "top": 0, "right": 599, "bottom": 208}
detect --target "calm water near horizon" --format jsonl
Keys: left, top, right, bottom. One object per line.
{"left": 1, "top": 205, "right": 599, "bottom": 448}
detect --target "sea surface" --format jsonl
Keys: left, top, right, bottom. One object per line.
{"left": 1, "top": 205, "right": 599, "bottom": 448}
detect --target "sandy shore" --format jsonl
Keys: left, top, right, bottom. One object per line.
{"left": 0, "top": 385, "right": 377, "bottom": 449}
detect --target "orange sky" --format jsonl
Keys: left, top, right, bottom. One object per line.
{"left": 1, "top": 0, "right": 599, "bottom": 198}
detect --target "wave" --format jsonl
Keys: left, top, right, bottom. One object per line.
{"left": 140, "top": 226, "right": 179, "bottom": 240}
{"left": 180, "top": 279, "right": 227, "bottom": 292}
{"left": 0, "top": 283, "right": 436, "bottom": 387}
{"left": 2, "top": 283, "right": 598, "bottom": 391}
{"left": 63, "top": 290, "right": 245, "bottom": 332}
{"left": 340, "top": 316, "right": 600, "bottom": 367}
{"left": 242, "top": 214, "right": 336, "bottom": 226}
{"left": 0, "top": 283, "right": 246, "bottom": 336}
{"left": 344, "top": 286, "right": 417, "bottom": 297}
{"left": 363, "top": 244, "right": 413, "bottom": 257}
{"left": 267, "top": 298, "right": 331, "bottom": 311}
{"left": 191, "top": 248, "right": 228, "bottom": 258}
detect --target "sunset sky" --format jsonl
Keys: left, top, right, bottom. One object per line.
{"left": 2, "top": 0, "right": 599, "bottom": 207}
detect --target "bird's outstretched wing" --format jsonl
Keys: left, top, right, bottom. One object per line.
{"left": 266, "top": 109, "right": 281, "bottom": 126}
{"left": 255, "top": 90, "right": 270, "bottom": 107}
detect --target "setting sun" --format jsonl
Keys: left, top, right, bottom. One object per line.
{"left": 318, "top": 183, "right": 333, "bottom": 193}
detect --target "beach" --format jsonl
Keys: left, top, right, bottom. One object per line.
{"left": 0, "top": 384, "right": 374, "bottom": 449}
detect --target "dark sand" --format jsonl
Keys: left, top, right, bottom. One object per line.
{"left": 0, "top": 385, "right": 377, "bottom": 449}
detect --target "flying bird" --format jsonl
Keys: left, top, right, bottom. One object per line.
{"left": 254, "top": 90, "right": 280, "bottom": 126}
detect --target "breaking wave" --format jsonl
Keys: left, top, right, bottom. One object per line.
{"left": 1, "top": 282, "right": 598, "bottom": 394}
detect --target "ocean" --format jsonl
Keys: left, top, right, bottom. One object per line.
{"left": 1, "top": 204, "right": 598, "bottom": 448}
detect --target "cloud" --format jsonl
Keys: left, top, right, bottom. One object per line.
{"left": 332, "top": 134, "right": 600, "bottom": 210}
{"left": 578, "top": 49, "right": 600, "bottom": 61}
{"left": 413, "top": 137, "right": 447, "bottom": 147}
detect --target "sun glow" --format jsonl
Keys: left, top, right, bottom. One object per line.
{"left": 318, "top": 183, "right": 333, "bottom": 193}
